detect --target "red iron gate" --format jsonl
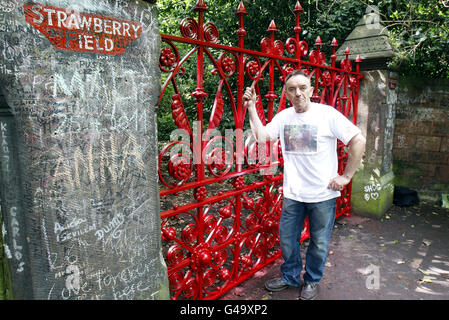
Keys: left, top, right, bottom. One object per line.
{"left": 157, "top": 0, "right": 362, "bottom": 300}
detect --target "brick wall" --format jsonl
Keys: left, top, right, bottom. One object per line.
{"left": 393, "top": 77, "right": 449, "bottom": 200}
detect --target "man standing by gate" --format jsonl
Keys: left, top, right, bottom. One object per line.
{"left": 243, "top": 69, "right": 366, "bottom": 300}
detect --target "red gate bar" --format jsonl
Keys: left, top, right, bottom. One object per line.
{"left": 158, "top": 0, "right": 362, "bottom": 300}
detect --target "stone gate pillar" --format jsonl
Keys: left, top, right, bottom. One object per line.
{"left": 336, "top": 6, "right": 397, "bottom": 219}
{"left": 0, "top": 0, "right": 169, "bottom": 299}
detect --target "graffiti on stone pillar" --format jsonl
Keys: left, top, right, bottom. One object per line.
{"left": 0, "top": 0, "right": 168, "bottom": 300}
{"left": 382, "top": 72, "right": 397, "bottom": 175}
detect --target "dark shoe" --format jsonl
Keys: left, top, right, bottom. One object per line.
{"left": 300, "top": 283, "right": 318, "bottom": 300}
{"left": 265, "top": 277, "right": 290, "bottom": 292}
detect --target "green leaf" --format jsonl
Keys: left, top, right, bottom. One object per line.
{"left": 418, "top": 268, "right": 429, "bottom": 275}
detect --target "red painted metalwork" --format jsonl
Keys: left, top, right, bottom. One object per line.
{"left": 158, "top": 0, "right": 362, "bottom": 300}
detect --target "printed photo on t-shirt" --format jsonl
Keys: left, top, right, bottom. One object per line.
{"left": 284, "top": 124, "right": 317, "bottom": 154}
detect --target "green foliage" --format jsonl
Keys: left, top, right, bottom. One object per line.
{"left": 379, "top": 0, "right": 449, "bottom": 78}
{"left": 156, "top": 0, "right": 449, "bottom": 141}
{"left": 0, "top": 215, "right": 13, "bottom": 300}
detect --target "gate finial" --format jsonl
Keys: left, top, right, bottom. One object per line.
{"left": 294, "top": 1, "right": 304, "bottom": 13}
{"left": 331, "top": 37, "right": 338, "bottom": 67}
{"left": 236, "top": 1, "right": 247, "bottom": 44}
{"left": 331, "top": 37, "right": 338, "bottom": 47}
{"left": 267, "top": 20, "right": 278, "bottom": 32}
{"left": 236, "top": 1, "right": 247, "bottom": 16}
{"left": 355, "top": 55, "right": 362, "bottom": 73}
{"left": 194, "top": 0, "right": 207, "bottom": 12}
{"left": 294, "top": 2, "right": 304, "bottom": 41}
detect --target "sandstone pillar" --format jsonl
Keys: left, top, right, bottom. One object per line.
{"left": 0, "top": 0, "right": 168, "bottom": 299}
{"left": 336, "top": 6, "right": 397, "bottom": 219}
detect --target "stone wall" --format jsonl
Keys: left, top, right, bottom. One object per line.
{"left": 393, "top": 77, "right": 449, "bottom": 201}
{"left": 0, "top": 0, "right": 168, "bottom": 299}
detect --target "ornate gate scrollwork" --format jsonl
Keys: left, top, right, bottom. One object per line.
{"left": 158, "top": 0, "right": 362, "bottom": 299}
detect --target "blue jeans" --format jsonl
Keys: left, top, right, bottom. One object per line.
{"left": 279, "top": 197, "right": 337, "bottom": 287}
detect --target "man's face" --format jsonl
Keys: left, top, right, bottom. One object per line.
{"left": 285, "top": 74, "right": 313, "bottom": 113}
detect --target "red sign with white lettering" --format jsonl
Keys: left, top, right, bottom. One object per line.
{"left": 24, "top": 3, "right": 142, "bottom": 55}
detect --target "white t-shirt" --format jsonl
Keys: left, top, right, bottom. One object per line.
{"left": 265, "top": 102, "right": 361, "bottom": 203}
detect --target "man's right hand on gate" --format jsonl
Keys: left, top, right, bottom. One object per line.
{"left": 244, "top": 86, "right": 256, "bottom": 107}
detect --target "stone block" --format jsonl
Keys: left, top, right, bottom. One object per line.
{"left": 431, "top": 122, "right": 449, "bottom": 136}
{"left": 393, "top": 133, "right": 416, "bottom": 149}
{"left": 407, "top": 151, "right": 428, "bottom": 163}
{"left": 392, "top": 148, "right": 408, "bottom": 161}
{"left": 351, "top": 169, "right": 395, "bottom": 219}
{"left": 393, "top": 160, "right": 436, "bottom": 180}
{"left": 416, "top": 163, "right": 437, "bottom": 176}
{"left": 396, "top": 106, "right": 449, "bottom": 122}
{"left": 397, "top": 77, "right": 449, "bottom": 109}
{"left": 393, "top": 119, "right": 411, "bottom": 134}
{"left": 435, "top": 165, "right": 449, "bottom": 181}
{"left": 413, "top": 121, "right": 433, "bottom": 135}
{"left": 394, "top": 119, "right": 433, "bottom": 135}
{"left": 441, "top": 137, "right": 449, "bottom": 153}
{"left": 416, "top": 136, "right": 442, "bottom": 152}
{"left": 428, "top": 151, "right": 449, "bottom": 165}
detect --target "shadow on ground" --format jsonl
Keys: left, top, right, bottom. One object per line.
{"left": 220, "top": 202, "right": 449, "bottom": 300}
